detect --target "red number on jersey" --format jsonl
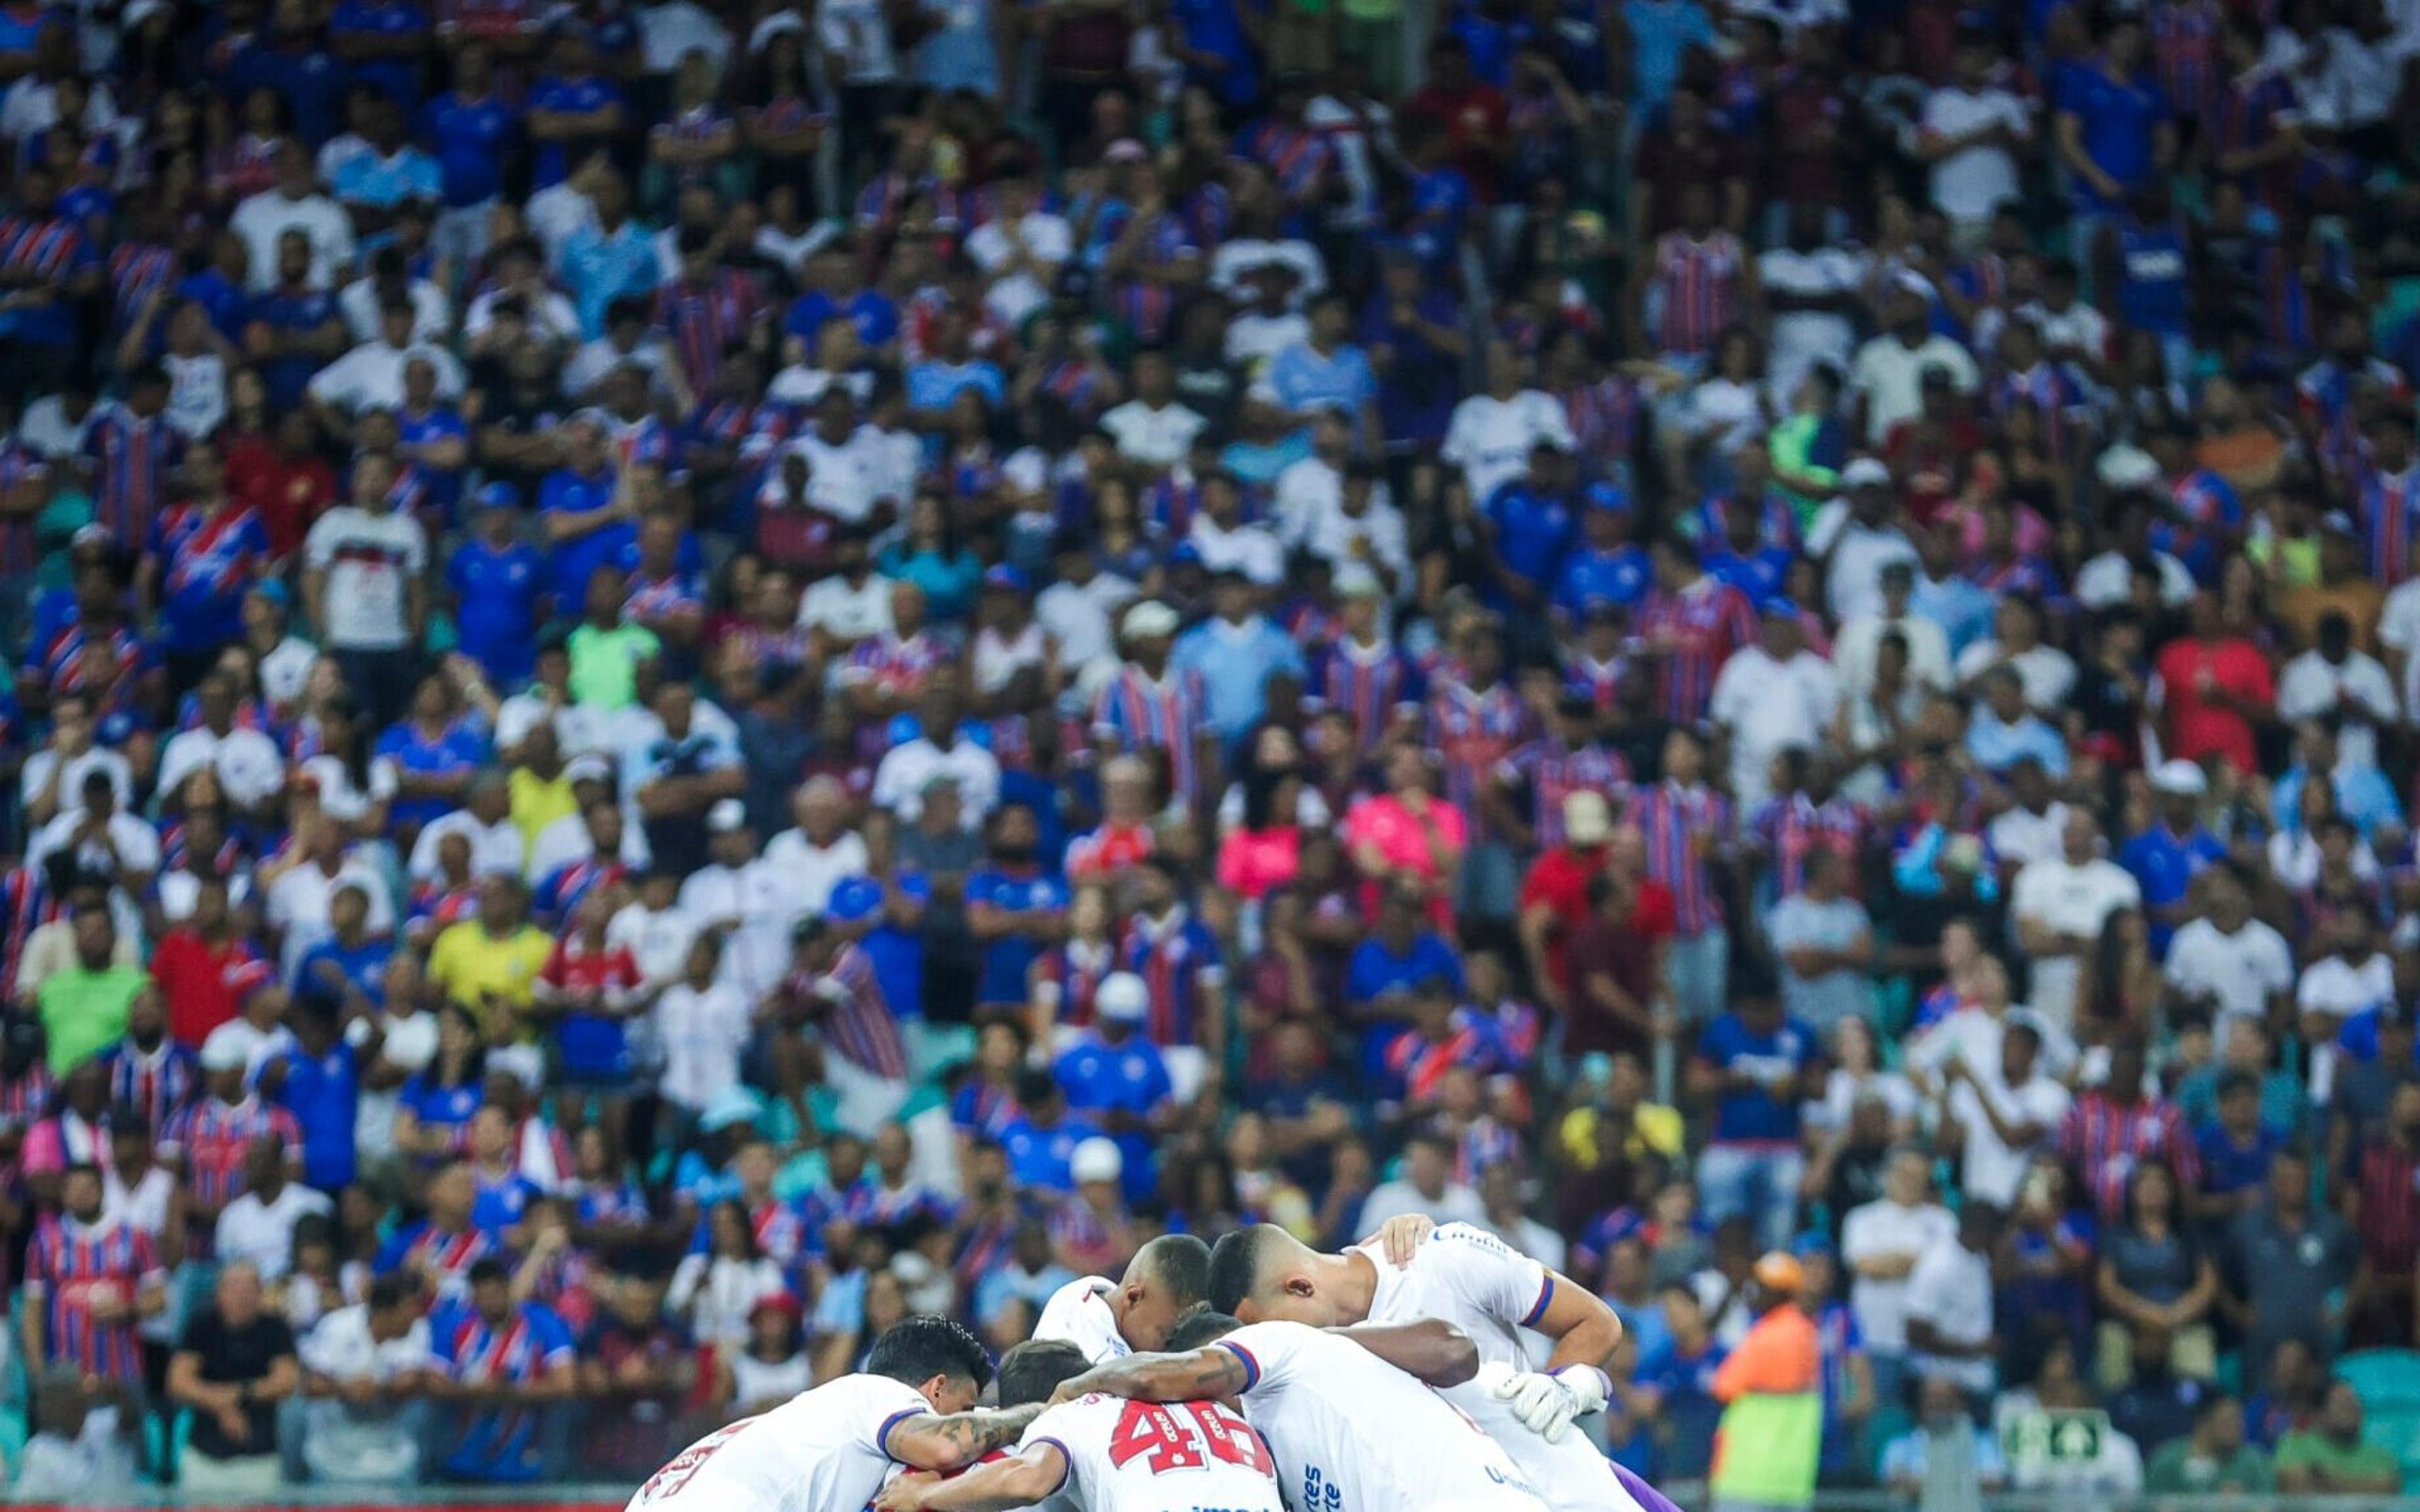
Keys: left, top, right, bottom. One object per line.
{"left": 1106, "top": 1401, "right": 1274, "bottom": 1477}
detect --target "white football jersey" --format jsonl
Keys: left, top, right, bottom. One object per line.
{"left": 1034, "top": 1276, "right": 1129, "bottom": 1365}
{"left": 1354, "top": 1223, "right": 1644, "bottom": 1512}
{"left": 626, "top": 1373, "right": 928, "bottom": 1512}
{"left": 1215, "top": 1320, "right": 1547, "bottom": 1512}
{"left": 1019, "top": 1393, "right": 1283, "bottom": 1512}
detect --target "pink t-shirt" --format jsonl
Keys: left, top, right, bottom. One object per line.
{"left": 1216, "top": 827, "right": 1301, "bottom": 901}
{"left": 1343, "top": 794, "right": 1469, "bottom": 924}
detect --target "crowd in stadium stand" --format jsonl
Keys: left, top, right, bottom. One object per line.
{"left": 4, "top": 0, "right": 2420, "bottom": 1498}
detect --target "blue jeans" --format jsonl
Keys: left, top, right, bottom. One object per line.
{"left": 1697, "top": 1141, "right": 1807, "bottom": 1252}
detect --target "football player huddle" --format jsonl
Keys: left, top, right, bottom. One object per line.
{"left": 626, "top": 1215, "right": 1685, "bottom": 1512}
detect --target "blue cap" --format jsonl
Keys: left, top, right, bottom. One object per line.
{"left": 1793, "top": 1230, "right": 1835, "bottom": 1260}
{"left": 1166, "top": 541, "right": 1203, "bottom": 568}
{"left": 885, "top": 713, "right": 924, "bottom": 747}
{"left": 251, "top": 579, "right": 292, "bottom": 609}
{"left": 1584, "top": 482, "right": 1632, "bottom": 513}
{"left": 982, "top": 564, "right": 1028, "bottom": 593}
{"left": 1760, "top": 596, "right": 1801, "bottom": 619}
{"left": 826, "top": 876, "right": 884, "bottom": 924}
{"left": 474, "top": 481, "right": 522, "bottom": 511}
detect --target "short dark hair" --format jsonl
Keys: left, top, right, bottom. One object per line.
{"left": 1136, "top": 1233, "right": 1212, "bottom": 1312}
{"left": 867, "top": 1315, "right": 995, "bottom": 1394}
{"left": 996, "top": 1339, "right": 1091, "bottom": 1407}
{"left": 1165, "top": 1310, "right": 1244, "bottom": 1352}
{"left": 467, "top": 1256, "right": 513, "bottom": 1288}
{"left": 1206, "top": 1226, "right": 1281, "bottom": 1315}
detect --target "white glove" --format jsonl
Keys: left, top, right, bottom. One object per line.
{"left": 1494, "top": 1368, "right": 1581, "bottom": 1443}
{"left": 1554, "top": 1363, "right": 1610, "bottom": 1419}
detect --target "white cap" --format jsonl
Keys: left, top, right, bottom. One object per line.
{"left": 1096, "top": 971, "right": 1150, "bottom": 1022}
{"left": 565, "top": 754, "right": 612, "bottom": 784}
{"left": 1071, "top": 1137, "right": 1124, "bottom": 1184}
{"left": 2150, "top": 759, "right": 2208, "bottom": 796}
{"left": 1564, "top": 791, "right": 1614, "bottom": 846}
{"left": 200, "top": 1023, "right": 252, "bottom": 1074}
{"left": 707, "top": 798, "right": 748, "bottom": 833}
{"left": 1121, "top": 600, "right": 1181, "bottom": 639}
{"left": 1841, "top": 457, "right": 1892, "bottom": 490}
{"left": 2097, "top": 444, "right": 2160, "bottom": 491}
{"left": 1334, "top": 564, "right": 1383, "bottom": 600}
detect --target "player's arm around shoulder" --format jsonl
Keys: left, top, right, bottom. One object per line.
{"left": 1327, "top": 1319, "right": 1481, "bottom": 1387}
{"left": 1050, "top": 1341, "right": 1256, "bottom": 1406}
{"left": 876, "top": 1438, "right": 1073, "bottom": 1512}
{"left": 882, "top": 1403, "right": 1050, "bottom": 1474}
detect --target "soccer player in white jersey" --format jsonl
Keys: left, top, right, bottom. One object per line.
{"left": 1031, "top": 1232, "right": 1211, "bottom": 1364}
{"left": 626, "top": 1316, "right": 1041, "bottom": 1512}
{"left": 1209, "top": 1220, "right": 1640, "bottom": 1512}
{"left": 1035, "top": 1218, "right": 1434, "bottom": 1364}
{"left": 874, "top": 1337, "right": 1285, "bottom": 1512}
{"left": 1037, "top": 1309, "right": 1547, "bottom": 1512}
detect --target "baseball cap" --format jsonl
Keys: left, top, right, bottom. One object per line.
{"left": 2150, "top": 759, "right": 2208, "bottom": 796}
{"left": 199, "top": 1023, "right": 251, "bottom": 1074}
{"left": 1564, "top": 791, "right": 1613, "bottom": 847}
{"left": 1096, "top": 971, "right": 1150, "bottom": 1022}
{"left": 706, "top": 799, "right": 748, "bottom": 833}
{"left": 827, "top": 876, "right": 885, "bottom": 924}
{"left": 1121, "top": 600, "right": 1181, "bottom": 639}
{"left": 1071, "top": 1137, "right": 1124, "bottom": 1185}
{"left": 473, "top": 480, "right": 522, "bottom": 512}
{"left": 1841, "top": 457, "right": 1891, "bottom": 490}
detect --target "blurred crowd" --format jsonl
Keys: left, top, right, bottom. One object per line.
{"left": 3, "top": 0, "right": 2420, "bottom": 1496}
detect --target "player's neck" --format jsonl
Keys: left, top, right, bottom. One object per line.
{"left": 1335, "top": 1250, "right": 1380, "bottom": 1322}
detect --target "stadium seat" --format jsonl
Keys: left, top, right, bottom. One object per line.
{"left": 2340, "top": 1350, "right": 2420, "bottom": 1409}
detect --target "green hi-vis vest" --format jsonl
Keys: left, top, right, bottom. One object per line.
{"left": 1709, "top": 1387, "right": 1823, "bottom": 1505}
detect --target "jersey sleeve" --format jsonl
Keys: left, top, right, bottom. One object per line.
{"left": 856, "top": 1373, "right": 945, "bottom": 1462}
{"left": 1419, "top": 1222, "right": 1557, "bottom": 1327}
{"left": 1012, "top": 1399, "right": 1090, "bottom": 1501}
{"left": 1034, "top": 1276, "right": 1128, "bottom": 1366}
{"left": 1214, "top": 1320, "right": 1308, "bottom": 1397}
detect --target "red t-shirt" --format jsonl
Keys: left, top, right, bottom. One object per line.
{"left": 1560, "top": 882, "right": 1678, "bottom": 1058}
{"left": 1519, "top": 844, "right": 1610, "bottom": 994}
{"left": 151, "top": 929, "right": 275, "bottom": 1047}
{"left": 2153, "top": 636, "right": 2274, "bottom": 774}
{"left": 225, "top": 439, "right": 336, "bottom": 561}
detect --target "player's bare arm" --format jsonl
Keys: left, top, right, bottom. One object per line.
{"left": 1050, "top": 1344, "right": 1252, "bottom": 1406}
{"left": 875, "top": 1443, "right": 1072, "bottom": 1512}
{"left": 1489, "top": 1276, "right": 1622, "bottom": 1443}
{"left": 1329, "top": 1318, "right": 1480, "bottom": 1386}
{"left": 883, "top": 1404, "right": 1048, "bottom": 1472}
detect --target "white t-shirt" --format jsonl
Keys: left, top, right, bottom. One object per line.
{"left": 759, "top": 829, "right": 869, "bottom": 917}
{"left": 626, "top": 1372, "right": 930, "bottom": 1512}
{"left": 2073, "top": 549, "right": 2193, "bottom": 610}
{"left": 1841, "top": 1199, "right": 1957, "bottom": 1353}
{"left": 1034, "top": 1275, "right": 1127, "bottom": 1365}
{"left": 871, "top": 738, "right": 1001, "bottom": 827}
{"left": 1807, "top": 510, "right": 1921, "bottom": 624}
{"left": 1708, "top": 648, "right": 1841, "bottom": 810}
{"left": 1356, "top": 1223, "right": 1643, "bottom": 1512}
{"left": 608, "top": 901, "right": 702, "bottom": 989}
{"left": 1213, "top": 1320, "right": 1549, "bottom": 1512}
{"left": 230, "top": 190, "right": 357, "bottom": 292}
{"left": 2278, "top": 650, "right": 2397, "bottom": 770}
{"left": 405, "top": 811, "right": 524, "bottom": 881}
{"left": 1100, "top": 399, "right": 1208, "bottom": 470}
{"left": 653, "top": 980, "right": 751, "bottom": 1113}
{"left": 965, "top": 213, "right": 1074, "bottom": 328}
{"left": 215, "top": 1184, "right": 335, "bottom": 1280}
{"left": 1949, "top": 1072, "right": 2071, "bottom": 1208}
{"left": 1904, "top": 1237, "right": 1995, "bottom": 1392}
{"left": 1986, "top": 802, "right": 2070, "bottom": 873}
{"left": 156, "top": 727, "right": 288, "bottom": 810}
{"left": 1017, "top": 1392, "right": 1284, "bottom": 1512}
{"left": 303, "top": 507, "right": 427, "bottom": 651}
{"left": 2008, "top": 857, "right": 2141, "bottom": 1029}
{"left": 1441, "top": 391, "right": 1576, "bottom": 505}
{"left": 1848, "top": 333, "right": 1979, "bottom": 443}
{"left": 1759, "top": 246, "right": 1868, "bottom": 397}
{"left": 266, "top": 857, "right": 397, "bottom": 975}
{"left": 1188, "top": 517, "right": 1288, "bottom": 586}
{"left": 1957, "top": 641, "right": 2077, "bottom": 713}
{"left": 1919, "top": 86, "right": 2029, "bottom": 222}
{"left": 798, "top": 573, "right": 899, "bottom": 643}
{"left": 2163, "top": 917, "right": 2295, "bottom": 1030}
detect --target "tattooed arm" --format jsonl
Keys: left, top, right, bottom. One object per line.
{"left": 1330, "top": 1319, "right": 1480, "bottom": 1387}
{"left": 875, "top": 1445, "right": 1071, "bottom": 1512}
{"left": 1049, "top": 1345, "right": 1253, "bottom": 1407}
{"left": 881, "top": 1404, "right": 1047, "bottom": 1473}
